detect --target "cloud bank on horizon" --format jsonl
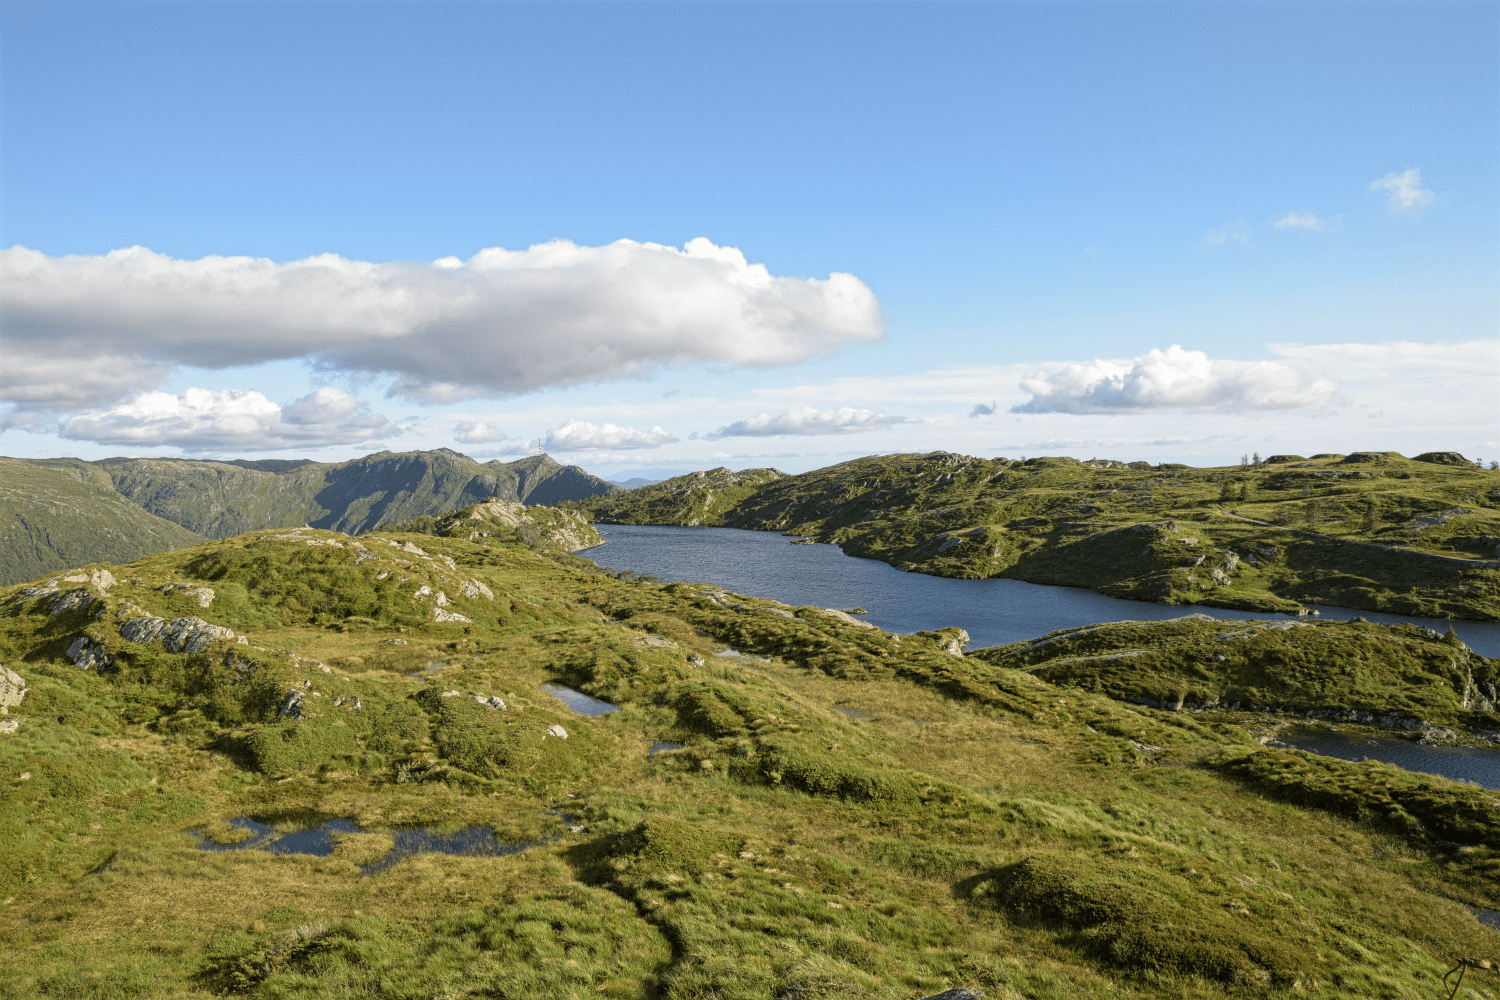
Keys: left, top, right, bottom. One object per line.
{"left": 1011, "top": 345, "right": 1343, "bottom": 415}
{"left": 706, "top": 407, "right": 908, "bottom": 439}
{"left": 0, "top": 238, "right": 885, "bottom": 414}
{"left": 56, "top": 386, "right": 391, "bottom": 451}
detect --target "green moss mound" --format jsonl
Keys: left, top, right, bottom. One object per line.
{"left": 244, "top": 717, "right": 360, "bottom": 775}
{"left": 976, "top": 852, "right": 1314, "bottom": 986}
{"left": 1210, "top": 746, "right": 1499, "bottom": 846}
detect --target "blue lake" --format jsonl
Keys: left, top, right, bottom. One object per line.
{"left": 1273, "top": 726, "right": 1500, "bottom": 791}
{"left": 582, "top": 525, "right": 1500, "bottom": 657}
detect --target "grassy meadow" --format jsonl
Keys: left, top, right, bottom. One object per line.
{"left": 1, "top": 502, "right": 1498, "bottom": 999}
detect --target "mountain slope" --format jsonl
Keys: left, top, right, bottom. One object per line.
{"left": 578, "top": 451, "right": 1500, "bottom": 620}
{"left": 0, "top": 458, "right": 208, "bottom": 585}
{"left": 99, "top": 449, "right": 619, "bottom": 538}
{"left": 0, "top": 519, "right": 1495, "bottom": 997}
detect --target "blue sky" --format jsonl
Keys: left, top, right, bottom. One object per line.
{"left": 2, "top": 1, "right": 1496, "bottom": 475}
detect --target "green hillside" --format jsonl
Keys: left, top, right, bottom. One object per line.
{"left": 97, "top": 449, "right": 618, "bottom": 538}
{"left": 0, "top": 459, "right": 207, "bottom": 586}
{"left": 576, "top": 451, "right": 1500, "bottom": 620}
{"left": 2, "top": 450, "right": 618, "bottom": 583}
{"left": 1, "top": 512, "right": 1497, "bottom": 997}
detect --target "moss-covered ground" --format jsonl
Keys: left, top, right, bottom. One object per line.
{"left": 573, "top": 450, "right": 1500, "bottom": 621}
{"left": 1, "top": 508, "right": 1498, "bottom": 998}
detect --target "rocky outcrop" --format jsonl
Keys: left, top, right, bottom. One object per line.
{"left": 1414, "top": 451, "right": 1472, "bottom": 466}
{"left": 0, "top": 666, "right": 25, "bottom": 714}
{"left": 119, "top": 615, "right": 240, "bottom": 653}
{"left": 278, "top": 689, "right": 306, "bottom": 719}
{"left": 62, "top": 568, "right": 116, "bottom": 592}
{"left": 160, "top": 583, "right": 215, "bottom": 607}
{"left": 545, "top": 724, "right": 569, "bottom": 740}
{"left": 916, "top": 627, "right": 970, "bottom": 656}
{"left": 49, "top": 589, "right": 99, "bottom": 616}
{"left": 65, "top": 636, "right": 111, "bottom": 670}
{"left": 459, "top": 578, "right": 494, "bottom": 600}
{"left": 822, "top": 608, "right": 877, "bottom": 630}
{"left": 432, "top": 608, "right": 470, "bottom": 624}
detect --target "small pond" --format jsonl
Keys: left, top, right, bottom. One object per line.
{"left": 1271, "top": 726, "right": 1500, "bottom": 791}
{"left": 583, "top": 525, "right": 1500, "bottom": 656}
{"left": 195, "top": 814, "right": 536, "bottom": 874}
{"left": 541, "top": 683, "right": 621, "bottom": 716}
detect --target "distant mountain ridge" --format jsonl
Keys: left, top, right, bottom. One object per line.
{"left": 0, "top": 448, "right": 618, "bottom": 584}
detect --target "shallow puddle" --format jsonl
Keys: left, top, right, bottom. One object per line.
{"left": 717, "top": 648, "right": 772, "bottom": 662}
{"left": 541, "top": 683, "right": 621, "bottom": 716}
{"left": 831, "top": 706, "right": 876, "bottom": 720}
{"left": 195, "top": 814, "right": 534, "bottom": 874}
{"left": 649, "top": 741, "right": 684, "bottom": 756}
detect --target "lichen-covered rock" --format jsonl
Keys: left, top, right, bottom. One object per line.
{"left": 916, "top": 627, "right": 970, "bottom": 656}
{"left": 474, "top": 695, "right": 505, "bottom": 710}
{"left": 0, "top": 665, "right": 26, "bottom": 714}
{"left": 49, "top": 589, "right": 99, "bottom": 616}
{"left": 0, "top": 718, "right": 19, "bottom": 735}
{"left": 119, "top": 615, "right": 168, "bottom": 643}
{"left": 632, "top": 634, "right": 678, "bottom": 648}
{"left": 460, "top": 578, "right": 494, "bottom": 600}
{"left": 161, "top": 617, "right": 234, "bottom": 653}
{"left": 119, "top": 615, "right": 236, "bottom": 653}
{"left": 159, "top": 581, "right": 216, "bottom": 605}
{"left": 65, "top": 636, "right": 111, "bottom": 671}
{"left": 279, "top": 689, "right": 306, "bottom": 719}
{"left": 60, "top": 568, "right": 116, "bottom": 593}
{"left": 822, "top": 608, "right": 877, "bottom": 630}
{"left": 433, "top": 608, "right": 470, "bottom": 624}
{"left": 434, "top": 590, "right": 452, "bottom": 607}
{"left": 545, "top": 724, "right": 568, "bottom": 740}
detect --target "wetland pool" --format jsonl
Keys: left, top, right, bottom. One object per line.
{"left": 195, "top": 815, "right": 537, "bottom": 873}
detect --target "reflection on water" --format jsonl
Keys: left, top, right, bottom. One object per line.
{"left": 196, "top": 815, "right": 354, "bottom": 856}
{"left": 194, "top": 814, "right": 535, "bottom": 873}
{"left": 583, "top": 525, "right": 1500, "bottom": 656}
{"left": 362, "top": 826, "right": 535, "bottom": 875}
{"left": 1272, "top": 726, "right": 1500, "bottom": 791}
{"left": 649, "top": 741, "right": 684, "bottom": 756}
{"left": 541, "top": 683, "right": 621, "bottom": 716}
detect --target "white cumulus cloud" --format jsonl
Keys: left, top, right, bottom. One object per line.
{"left": 0, "top": 238, "right": 885, "bottom": 412}
{"left": 453, "top": 421, "right": 507, "bottom": 444}
{"left": 1274, "top": 212, "right": 1325, "bottom": 231}
{"left": 1012, "top": 345, "right": 1342, "bottom": 414}
{"left": 707, "top": 406, "right": 908, "bottom": 438}
{"left": 1368, "top": 168, "right": 1434, "bottom": 214}
{"left": 543, "top": 420, "right": 678, "bottom": 451}
{"left": 56, "top": 386, "right": 395, "bottom": 451}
